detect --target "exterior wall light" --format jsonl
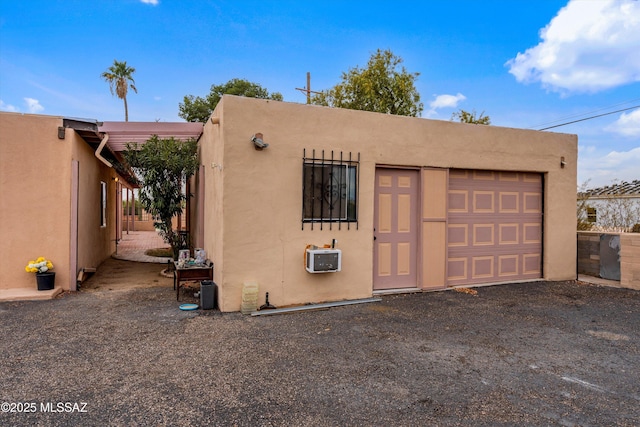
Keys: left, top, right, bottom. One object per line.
{"left": 251, "top": 133, "right": 269, "bottom": 150}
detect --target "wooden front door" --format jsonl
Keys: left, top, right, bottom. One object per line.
{"left": 373, "top": 168, "right": 419, "bottom": 290}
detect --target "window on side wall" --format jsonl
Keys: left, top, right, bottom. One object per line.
{"left": 587, "top": 206, "right": 597, "bottom": 223}
{"left": 100, "top": 181, "right": 107, "bottom": 227}
{"left": 302, "top": 149, "right": 359, "bottom": 230}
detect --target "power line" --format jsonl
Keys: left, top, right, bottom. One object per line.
{"left": 537, "top": 105, "right": 640, "bottom": 131}
{"left": 528, "top": 97, "right": 640, "bottom": 129}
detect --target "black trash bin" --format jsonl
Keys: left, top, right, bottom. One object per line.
{"left": 200, "top": 281, "right": 217, "bottom": 310}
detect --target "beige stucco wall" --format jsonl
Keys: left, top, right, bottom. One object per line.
{"left": 620, "top": 233, "right": 640, "bottom": 290}
{"left": 196, "top": 96, "right": 577, "bottom": 312}
{"left": 0, "top": 112, "right": 120, "bottom": 292}
{"left": 122, "top": 218, "right": 156, "bottom": 232}
{"left": 71, "top": 131, "right": 119, "bottom": 276}
{"left": 196, "top": 110, "right": 225, "bottom": 284}
{"left": 0, "top": 113, "right": 73, "bottom": 291}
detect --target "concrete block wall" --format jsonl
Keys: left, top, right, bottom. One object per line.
{"left": 620, "top": 233, "right": 640, "bottom": 290}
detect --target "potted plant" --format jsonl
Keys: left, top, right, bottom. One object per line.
{"left": 25, "top": 257, "right": 55, "bottom": 290}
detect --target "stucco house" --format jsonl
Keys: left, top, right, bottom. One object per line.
{"left": 1, "top": 97, "right": 578, "bottom": 309}
{"left": 191, "top": 96, "right": 577, "bottom": 312}
{"left": 0, "top": 113, "right": 126, "bottom": 297}
{"left": 580, "top": 180, "right": 640, "bottom": 231}
{"left": 0, "top": 113, "right": 202, "bottom": 298}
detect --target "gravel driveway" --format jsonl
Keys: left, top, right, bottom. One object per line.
{"left": 1, "top": 260, "right": 639, "bottom": 426}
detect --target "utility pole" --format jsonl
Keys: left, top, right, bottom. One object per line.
{"left": 295, "top": 72, "right": 322, "bottom": 104}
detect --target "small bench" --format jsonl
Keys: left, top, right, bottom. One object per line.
{"left": 173, "top": 261, "right": 213, "bottom": 301}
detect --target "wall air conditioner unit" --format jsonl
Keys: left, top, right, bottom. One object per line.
{"left": 306, "top": 248, "right": 342, "bottom": 273}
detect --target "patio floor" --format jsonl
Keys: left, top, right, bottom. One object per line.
{"left": 112, "top": 230, "right": 171, "bottom": 264}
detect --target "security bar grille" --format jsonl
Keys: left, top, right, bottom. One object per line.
{"left": 302, "top": 149, "right": 360, "bottom": 230}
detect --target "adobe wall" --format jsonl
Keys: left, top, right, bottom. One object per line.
{"left": 199, "top": 96, "right": 578, "bottom": 311}
{"left": 195, "top": 108, "right": 225, "bottom": 289}
{"left": 71, "top": 131, "right": 120, "bottom": 281}
{"left": 620, "top": 233, "right": 640, "bottom": 290}
{"left": 0, "top": 112, "right": 122, "bottom": 292}
{"left": 0, "top": 113, "right": 73, "bottom": 291}
{"left": 122, "top": 217, "right": 156, "bottom": 232}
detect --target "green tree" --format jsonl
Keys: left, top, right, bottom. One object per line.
{"left": 123, "top": 136, "right": 199, "bottom": 258}
{"left": 311, "top": 49, "right": 423, "bottom": 117}
{"left": 451, "top": 109, "right": 491, "bottom": 125}
{"left": 179, "top": 78, "right": 283, "bottom": 122}
{"left": 101, "top": 60, "right": 137, "bottom": 122}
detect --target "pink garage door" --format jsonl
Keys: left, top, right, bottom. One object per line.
{"left": 447, "top": 170, "right": 542, "bottom": 286}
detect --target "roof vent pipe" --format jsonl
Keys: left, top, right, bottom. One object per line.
{"left": 95, "top": 134, "right": 113, "bottom": 167}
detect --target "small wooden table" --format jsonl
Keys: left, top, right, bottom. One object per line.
{"left": 174, "top": 261, "right": 214, "bottom": 301}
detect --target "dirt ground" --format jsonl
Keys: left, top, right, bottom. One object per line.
{"left": 80, "top": 258, "right": 203, "bottom": 303}
{"left": 1, "top": 258, "right": 639, "bottom": 426}
{"left": 80, "top": 258, "right": 172, "bottom": 292}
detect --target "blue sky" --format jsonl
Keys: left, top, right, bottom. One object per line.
{"left": 1, "top": 0, "right": 639, "bottom": 187}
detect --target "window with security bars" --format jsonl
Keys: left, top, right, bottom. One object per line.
{"left": 302, "top": 149, "right": 359, "bottom": 230}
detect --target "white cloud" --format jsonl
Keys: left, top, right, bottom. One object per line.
{"left": 429, "top": 93, "right": 466, "bottom": 110}
{"left": 605, "top": 108, "right": 640, "bottom": 137}
{"left": 425, "top": 93, "right": 466, "bottom": 117}
{"left": 506, "top": 0, "right": 640, "bottom": 93}
{"left": 598, "top": 147, "right": 640, "bottom": 168}
{"left": 579, "top": 146, "right": 640, "bottom": 186}
{"left": 0, "top": 99, "right": 18, "bottom": 112}
{"left": 24, "top": 97, "right": 44, "bottom": 114}
{"left": 578, "top": 145, "right": 596, "bottom": 155}
{"left": 140, "top": 0, "right": 159, "bottom": 5}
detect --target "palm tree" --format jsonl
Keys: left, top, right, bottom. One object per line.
{"left": 101, "top": 60, "right": 137, "bottom": 121}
